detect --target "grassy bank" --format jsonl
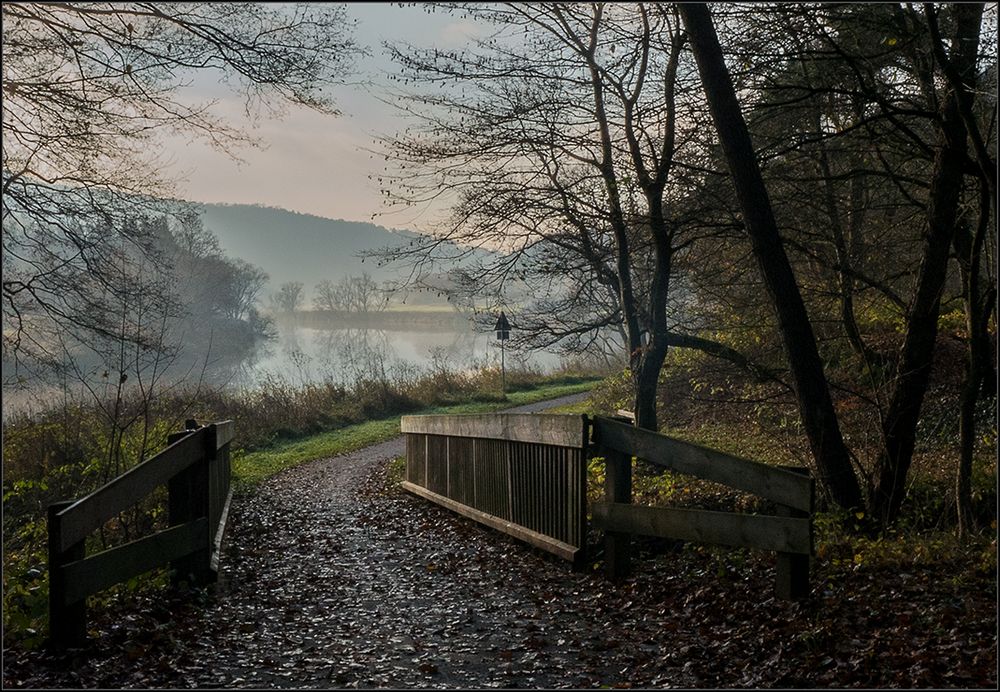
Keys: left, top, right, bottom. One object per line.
{"left": 232, "top": 379, "right": 596, "bottom": 493}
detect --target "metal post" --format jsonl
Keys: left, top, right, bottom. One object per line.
{"left": 501, "top": 338, "right": 506, "bottom": 394}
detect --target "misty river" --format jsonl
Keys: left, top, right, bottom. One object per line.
{"left": 234, "top": 321, "right": 563, "bottom": 390}
{"left": 2, "top": 317, "right": 565, "bottom": 418}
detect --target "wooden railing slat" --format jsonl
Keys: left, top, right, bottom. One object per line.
{"left": 49, "top": 422, "right": 234, "bottom": 646}
{"left": 401, "top": 414, "right": 588, "bottom": 448}
{"left": 592, "top": 502, "right": 812, "bottom": 555}
{"left": 402, "top": 481, "right": 579, "bottom": 561}
{"left": 61, "top": 518, "right": 209, "bottom": 605}
{"left": 57, "top": 430, "right": 207, "bottom": 551}
{"left": 592, "top": 417, "right": 812, "bottom": 512}
{"left": 401, "top": 415, "right": 590, "bottom": 562}
{"left": 212, "top": 420, "right": 235, "bottom": 450}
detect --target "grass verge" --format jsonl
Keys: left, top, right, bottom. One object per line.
{"left": 231, "top": 379, "right": 597, "bottom": 494}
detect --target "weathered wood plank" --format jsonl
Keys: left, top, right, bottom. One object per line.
{"left": 48, "top": 501, "right": 86, "bottom": 646}
{"left": 592, "top": 418, "right": 812, "bottom": 512}
{"left": 401, "top": 481, "right": 580, "bottom": 561}
{"left": 592, "top": 502, "right": 812, "bottom": 554}
{"left": 604, "top": 450, "right": 632, "bottom": 579}
{"left": 211, "top": 420, "right": 234, "bottom": 450}
{"left": 61, "top": 518, "right": 209, "bottom": 605}
{"left": 427, "top": 435, "right": 448, "bottom": 496}
{"left": 168, "top": 448, "right": 211, "bottom": 586}
{"left": 776, "top": 466, "right": 813, "bottom": 599}
{"left": 401, "top": 414, "right": 588, "bottom": 448}
{"left": 57, "top": 430, "right": 207, "bottom": 550}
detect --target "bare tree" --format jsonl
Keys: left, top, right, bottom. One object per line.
{"left": 271, "top": 281, "right": 305, "bottom": 314}
{"left": 870, "top": 3, "right": 989, "bottom": 525}
{"left": 345, "top": 273, "right": 388, "bottom": 313}
{"left": 313, "top": 273, "right": 388, "bottom": 313}
{"left": 313, "top": 279, "right": 341, "bottom": 312}
{"left": 374, "top": 2, "right": 756, "bottom": 430}
{"left": 679, "top": 2, "right": 865, "bottom": 511}
{"left": 2, "top": 2, "right": 358, "bottom": 373}
{"left": 680, "top": 2, "right": 995, "bottom": 523}
{"left": 226, "top": 259, "right": 270, "bottom": 321}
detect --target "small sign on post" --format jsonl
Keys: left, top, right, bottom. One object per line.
{"left": 494, "top": 311, "right": 510, "bottom": 341}
{"left": 494, "top": 311, "right": 511, "bottom": 393}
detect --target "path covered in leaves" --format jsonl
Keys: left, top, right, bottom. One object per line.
{"left": 151, "top": 392, "right": 695, "bottom": 688}
{"left": 6, "top": 393, "right": 996, "bottom": 688}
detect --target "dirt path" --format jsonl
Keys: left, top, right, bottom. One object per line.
{"left": 140, "top": 392, "right": 688, "bottom": 688}
{"left": 9, "top": 393, "right": 993, "bottom": 689}
{"left": 3, "top": 393, "right": 695, "bottom": 688}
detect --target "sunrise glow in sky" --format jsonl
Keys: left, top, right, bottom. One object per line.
{"left": 162, "top": 4, "right": 483, "bottom": 226}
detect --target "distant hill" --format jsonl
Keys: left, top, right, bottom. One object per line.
{"left": 198, "top": 203, "right": 414, "bottom": 292}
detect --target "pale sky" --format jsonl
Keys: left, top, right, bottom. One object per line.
{"left": 163, "top": 3, "right": 485, "bottom": 227}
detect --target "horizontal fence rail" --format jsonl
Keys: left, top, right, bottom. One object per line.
{"left": 590, "top": 416, "right": 814, "bottom": 599}
{"left": 400, "top": 414, "right": 588, "bottom": 563}
{"left": 47, "top": 420, "right": 233, "bottom": 646}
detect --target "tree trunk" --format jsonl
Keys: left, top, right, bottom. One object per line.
{"left": 871, "top": 3, "right": 983, "bottom": 526}
{"left": 679, "top": 3, "right": 864, "bottom": 511}
{"left": 953, "top": 180, "right": 994, "bottom": 536}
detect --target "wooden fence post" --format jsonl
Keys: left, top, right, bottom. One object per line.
{"left": 48, "top": 500, "right": 86, "bottom": 647}
{"left": 776, "top": 466, "right": 813, "bottom": 599}
{"left": 604, "top": 448, "right": 632, "bottom": 580}
{"left": 571, "top": 447, "right": 588, "bottom": 572}
{"left": 167, "top": 426, "right": 212, "bottom": 587}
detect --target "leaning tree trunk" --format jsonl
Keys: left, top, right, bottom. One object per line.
{"left": 679, "top": 2, "right": 864, "bottom": 511}
{"left": 871, "top": 3, "right": 984, "bottom": 526}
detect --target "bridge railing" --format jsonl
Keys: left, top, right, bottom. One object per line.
{"left": 47, "top": 420, "right": 234, "bottom": 646}
{"left": 590, "top": 416, "right": 814, "bottom": 599}
{"left": 400, "top": 413, "right": 589, "bottom": 565}
{"left": 402, "top": 412, "right": 813, "bottom": 599}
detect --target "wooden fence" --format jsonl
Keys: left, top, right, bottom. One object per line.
{"left": 47, "top": 420, "right": 233, "bottom": 646}
{"left": 590, "top": 416, "right": 814, "bottom": 599}
{"left": 399, "top": 414, "right": 589, "bottom": 564}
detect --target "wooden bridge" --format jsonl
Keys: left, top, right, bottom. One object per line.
{"left": 46, "top": 411, "right": 813, "bottom": 646}
{"left": 401, "top": 413, "right": 813, "bottom": 598}
{"left": 400, "top": 414, "right": 589, "bottom": 564}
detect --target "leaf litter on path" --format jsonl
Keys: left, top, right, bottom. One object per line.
{"left": 4, "top": 393, "right": 995, "bottom": 688}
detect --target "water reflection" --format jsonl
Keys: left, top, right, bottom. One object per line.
{"left": 3, "top": 321, "right": 562, "bottom": 418}
{"left": 235, "top": 323, "right": 554, "bottom": 389}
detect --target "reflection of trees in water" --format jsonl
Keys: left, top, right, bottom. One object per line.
{"left": 5, "top": 321, "right": 577, "bottom": 417}
{"left": 314, "top": 328, "right": 396, "bottom": 385}
{"left": 416, "top": 330, "right": 484, "bottom": 373}
{"left": 226, "top": 324, "right": 574, "bottom": 393}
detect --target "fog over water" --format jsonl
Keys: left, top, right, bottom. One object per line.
{"left": 233, "top": 321, "right": 564, "bottom": 390}
{"left": 2, "top": 318, "right": 564, "bottom": 419}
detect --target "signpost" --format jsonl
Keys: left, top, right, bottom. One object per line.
{"left": 494, "top": 311, "right": 511, "bottom": 394}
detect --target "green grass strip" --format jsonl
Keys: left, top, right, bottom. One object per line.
{"left": 231, "top": 380, "right": 598, "bottom": 494}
